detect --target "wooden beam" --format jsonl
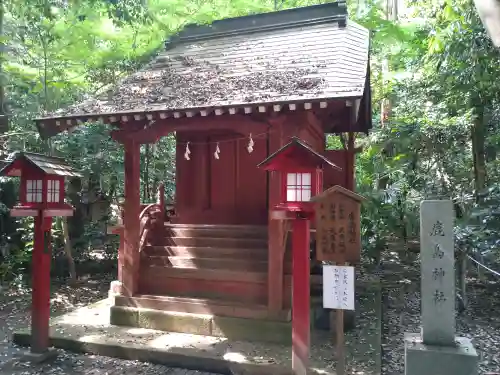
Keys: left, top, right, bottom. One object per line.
{"left": 112, "top": 114, "right": 268, "bottom": 144}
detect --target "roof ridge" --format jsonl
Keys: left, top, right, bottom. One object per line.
{"left": 166, "top": 2, "right": 347, "bottom": 48}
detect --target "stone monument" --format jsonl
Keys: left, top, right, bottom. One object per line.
{"left": 404, "top": 200, "right": 478, "bottom": 375}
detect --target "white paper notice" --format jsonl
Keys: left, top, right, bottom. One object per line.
{"left": 322, "top": 265, "right": 355, "bottom": 310}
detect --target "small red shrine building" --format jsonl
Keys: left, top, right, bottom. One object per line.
{"left": 33, "top": 2, "right": 371, "bottom": 342}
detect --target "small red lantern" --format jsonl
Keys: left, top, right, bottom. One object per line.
{"left": 258, "top": 137, "right": 341, "bottom": 373}
{"left": 258, "top": 137, "right": 341, "bottom": 215}
{"left": 0, "top": 152, "right": 80, "bottom": 217}
{"left": 0, "top": 151, "right": 81, "bottom": 358}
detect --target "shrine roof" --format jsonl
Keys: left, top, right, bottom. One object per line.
{"left": 36, "top": 0, "right": 370, "bottom": 134}
{"left": 312, "top": 185, "right": 365, "bottom": 202}
{"left": 258, "top": 136, "right": 341, "bottom": 171}
{"left": 0, "top": 152, "right": 82, "bottom": 178}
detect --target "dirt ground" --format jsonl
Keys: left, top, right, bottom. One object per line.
{"left": 0, "top": 271, "right": 498, "bottom": 374}
{"left": 0, "top": 276, "right": 220, "bottom": 375}
{"left": 381, "top": 275, "right": 500, "bottom": 374}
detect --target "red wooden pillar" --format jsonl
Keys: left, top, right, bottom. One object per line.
{"left": 122, "top": 141, "right": 141, "bottom": 296}
{"left": 346, "top": 132, "right": 355, "bottom": 190}
{"left": 292, "top": 217, "right": 310, "bottom": 375}
{"left": 267, "top": 119, "right": 285, "bottom": 312}
{"left": 117, "top": 227, "right": 125, "bottom": 283}
{"left": 31, "top": 214, "right": 52, "bottom": 353}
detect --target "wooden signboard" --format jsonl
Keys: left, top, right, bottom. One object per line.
{"left": 313, "top": 185, "right": 364, "bottom": 263}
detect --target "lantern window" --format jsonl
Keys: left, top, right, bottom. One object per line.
{"left": 26, "top": 180, "right": 43, "bottom": 203}
{"left": 286, "top": 173, "right": 311, "bottom": 202}
{"left": 47, "top": 180, "right": 60, "bottom": 203}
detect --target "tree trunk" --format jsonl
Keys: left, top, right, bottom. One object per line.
{"left": 458, "top": 251, "right": 468, "bottom": 309}
{"left": 471, "top": 104, "right": 487, "bottom": 199}
{"left": 0, "top": 0, "right": 7, "bottom": 137}
{"left": 62, "top": 217, "right": 77, "bottom": 284}
{"left": 380, "top": 0, "right": 398, "bottom": 127}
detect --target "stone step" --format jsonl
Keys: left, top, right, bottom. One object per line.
{"left": 142, "top": 255, "right": 290, "bottom": 273}
{"left": 142, "top": 245, "right": 269, "bottom": 260}
{"left": 110, "top": 305, "right": 291, "bottom": 344}
{"left": 114, "top": 294, "right": 291, "bottom": 321}
{"left": 162, "top": 224, "right": 268, "bottom": 240}
{"left": 156, "top": 236, "right": 268, "bottom": 249}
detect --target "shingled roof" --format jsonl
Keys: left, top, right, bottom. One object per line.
{"left": 40, "top": 3, "right": 369, "bottom": 116}
{"left": 0, "top": 152, "right": 82, "bottom": 178}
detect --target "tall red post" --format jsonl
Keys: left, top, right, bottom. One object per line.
{"left": 122, "top": 141, "right": 141, "bottom": 296}
{"left": 30, "top": 214, "right": 52, "bottom": 353}
{"left": 291, "top": 216, "right": 310, "bottom": 375}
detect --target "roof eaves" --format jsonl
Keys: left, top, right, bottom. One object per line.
{"left": 34, "top": 94, "right": 363, "bottom": 124}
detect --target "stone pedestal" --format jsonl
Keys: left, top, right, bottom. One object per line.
{"left": 404, "top": 333, "right": 478, "bottom": 375}
{"left": 108, "top": 280, "right": 122, "bottom": 298}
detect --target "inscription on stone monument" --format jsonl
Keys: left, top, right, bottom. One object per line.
{"left": 420, "top": 200, "right": 455, "bottom": 346}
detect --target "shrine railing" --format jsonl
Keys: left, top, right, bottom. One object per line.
{"left": 138, "top": 203, "right": 161, "bottom": 252}
{"left": 107, "top": 182, "right": 166, "bottom": 283}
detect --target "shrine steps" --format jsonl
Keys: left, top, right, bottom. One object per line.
{"left": 139, "top": 223, "right": 292, "bottom": 305}
{"left": 113, "top": 294, "right": 290, "bottom": 321}
{"left": 159, "top": 223, "right": 269, "bottom": 239}
{"left": 110, "top": 223, "right": 292, "bottom": 343}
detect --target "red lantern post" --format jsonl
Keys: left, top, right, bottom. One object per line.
{"left": 258, "top": 137, "right": 341, "bottom": 374}
{"left": 0, "top": 152, "right": 80, "bottom": 359}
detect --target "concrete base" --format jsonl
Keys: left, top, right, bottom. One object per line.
{"left": 18, "top": 348, "right": 59, "bottom": 364}
{"left": 404, "top": 333, "right": 478, "bottom": 375}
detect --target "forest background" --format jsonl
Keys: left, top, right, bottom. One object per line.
{"left": 0, "top": 0, "right": 499, "bottom": 284}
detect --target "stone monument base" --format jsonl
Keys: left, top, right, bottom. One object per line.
{"left": 404, "top": 333, "right": 478, "bottom": 375}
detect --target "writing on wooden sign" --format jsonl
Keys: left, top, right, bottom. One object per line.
{"left": 312, "top": 185, "right": 365, "bottom": 263}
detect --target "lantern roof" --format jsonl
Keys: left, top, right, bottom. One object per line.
{"left": 257, "top": 136, "right": 341, "bottom": 171}
{"left": 312, "top": 185, "right": 365, "bottom": 202}
{"left": 0, "top": 152, "right": 82, "bottom": 178}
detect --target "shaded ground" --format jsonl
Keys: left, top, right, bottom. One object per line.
{"left": 0, "top": 274, "right": 381, "bottom": 375}
{"left": 1, "top": 270, "right": 497, "bottom": 374}
{"left": 0, "top": 276, "right": 219, "bottom": 375}
{"left": 381, "top": 275, "right": 500, "bottom": 374}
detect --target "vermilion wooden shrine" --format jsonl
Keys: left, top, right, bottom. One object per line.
{"left": 33, "top": 2, "right": 371, "bottom": 343}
